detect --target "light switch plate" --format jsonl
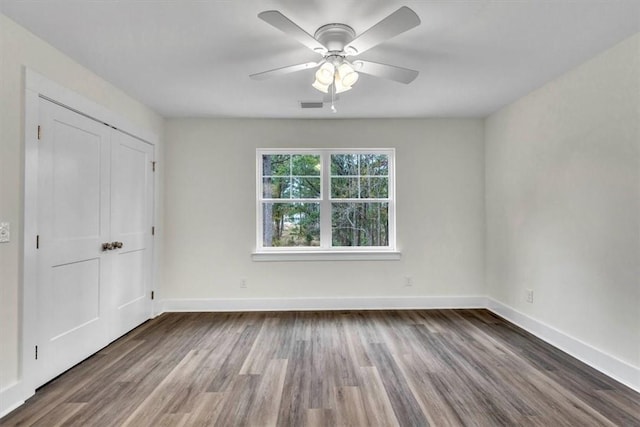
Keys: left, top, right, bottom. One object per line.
{"left": 0, "top": 222, "right": 10, "bottom": 243}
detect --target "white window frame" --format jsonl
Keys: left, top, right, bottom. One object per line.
{"left": 253, "top": 148, "right": 400, "bottom": 261}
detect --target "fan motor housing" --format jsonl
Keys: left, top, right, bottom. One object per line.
{"left": 314, "top": 23, "right": 356, "bottom": 53}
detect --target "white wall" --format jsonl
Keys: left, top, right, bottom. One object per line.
{"left": 0, "top": 14, "right": 164, "bottom": 398}
{"left": 162, "top": 119, "right": 485, "bottom": 304}
{"left": 485, "top": 33, "right": 639, "bottom": 370}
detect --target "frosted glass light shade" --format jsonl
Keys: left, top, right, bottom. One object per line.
{"left": 337, "top": 63, "right": 358, "bottom": 87}
{"left": 312, "top": 79, "right": 330, "bottom": 93}
{"left": 315, "top": 63, "right": 335, "bottom": 86}
{"left": 334, "top": 78, "right": 352, "bottom": 94}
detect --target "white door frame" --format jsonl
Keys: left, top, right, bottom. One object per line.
{"left": 22, "top": 68, "right": 159, "bottom": 398}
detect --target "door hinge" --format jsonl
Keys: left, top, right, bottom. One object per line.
{"left": 36, "top": 235, "right": 40, "bottom": 249}
{"left": 35, "top": 345, "right": 38, "bottom": 360}
{"left": 151, "top": 291, "right": 155, "bottom": 300}
{"left": 152, "top": 161, "right": 156, "bottom": 172}
{"left": 151, "top": 226, "right": 155, "bottom": 236}
{"left": 37, "top": 125, "right": 41, "bottom": 140}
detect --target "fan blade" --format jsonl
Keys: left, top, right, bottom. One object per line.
{"left": 258, "top": 11, "right": 327, "bottom": 53}
{"left": 355, "top": 60, "right": 419, "bottom": 84}
{"left": 345, "top": 7, "right": 420, "bottom": 56}
{"left": 250, "top": 62, "right": 320, "bottom": 80}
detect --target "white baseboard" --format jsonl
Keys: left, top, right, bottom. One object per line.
{"left": 487, "top": 298, "right": 640, "bottom": 393}
{"left": 0, "top": 381, "right": 30, "bottom": 418}
{"left": 158, "top": 295, "right": 488, "bottom": 313}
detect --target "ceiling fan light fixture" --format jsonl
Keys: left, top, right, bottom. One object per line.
{"left": 315, "top": 62, "right": 335, "bottom": 86}
{"left": 334, "top": 77, "right": 353, "bottom": 94}
{"left": 312, "top": 78, "right": 330, "bottom": 93}
{"left": 337, "top": 63, "right": 358, "bottom": 87}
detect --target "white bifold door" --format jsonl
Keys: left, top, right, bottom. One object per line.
{"left": 36, "top": 98, "right": 154, "bottom": 386}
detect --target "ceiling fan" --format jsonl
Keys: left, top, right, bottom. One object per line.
{"left": 250, "top": 7, "right": 421, "bottom": 101}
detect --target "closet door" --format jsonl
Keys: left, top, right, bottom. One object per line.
{"left": 108, "top": 130, "right": 154, "bottom": 340}
{"left": 36, "top": 99, "right": 155, "bottom": 387}
{"left": 36, "top": 98, "right": 112, "bottom": 385}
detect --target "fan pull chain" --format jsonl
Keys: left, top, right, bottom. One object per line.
{"left": 331, "top": 74, "right": 337, "bottom": 113}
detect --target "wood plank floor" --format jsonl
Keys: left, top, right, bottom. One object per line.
{"left": 2, "top": 310, "right": 639, "bottom": 426}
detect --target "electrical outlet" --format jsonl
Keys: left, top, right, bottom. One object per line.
{"left": 404, "top": 276, "right": 413, "bottom": 287}
{"left": 526, "top": 289, "right": 534, "bottom": 303}
{"left": 0, "top": 222, "right": 9, "bottom": 243}
{"left": 240, "top": 278, "right": 247, "bottom": 288}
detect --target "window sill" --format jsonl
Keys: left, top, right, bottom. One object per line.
{"left": 251, "top": 250, "right": 402, "bottom": 262}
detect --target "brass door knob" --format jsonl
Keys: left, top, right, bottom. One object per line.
{"left": 102, "top": 242, "right": 114, "bottom": 251}
{"left": 112, "top": 241, "right": 124, "bottom": 249}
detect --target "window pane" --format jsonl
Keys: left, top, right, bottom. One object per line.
{"left": 359, "top": 177, "right": 388, "bottom": 198}
{"left": 291, "top": 177, "right": 321, "bottom": 199}
{"left": 291, "top": 155, "right": 321, "bottom": 176}
{"left": 262, "top": 154, "right": 290, "bottom": 176}
{"left": 331, "top": 154, "right": 358, "bottom": 176}
{"left": 262, "top": 177, "right": 290, "bottom": 198}
{"left": 331, "top": 177, "right": 359, "bottom": 198}
{"left": 263, "top": 203, "right": 320, "bottom": 247}
{"left": 359, "top": 154, "right": 388, "bottom": 176}
{"left": 331, "top": 202, "right": 389, "bottom": 247}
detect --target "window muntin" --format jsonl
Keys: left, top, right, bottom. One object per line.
{"left": 330, "top": 153, "right": 390, "bottom": 247}
{"left": 262, "top": 202, "right": 320, "bottom": 247}
{"left": 261, "top": 153, "right": 321, "bottom": 247}
{"left": 330, "top": 154, "right": 389, "bottom": 198}
{"left": 262, "top": 154, "right": 321, "bottom": 199}
{"left": 257, "top": 149, "right": 395, "bottom": 251}
{"left": 331, "top": 202, "right": 389, "bottom": 247}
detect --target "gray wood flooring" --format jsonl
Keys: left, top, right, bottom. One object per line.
{"left": 2, "top": 310, "right": 639, "bottom": 426}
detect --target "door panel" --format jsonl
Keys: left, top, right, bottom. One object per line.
{"left": 109, "top": 130, "right": 154, "bottom": 340}
{"left": 37, "top": 99, "right": 111, "bottom": 386}
{"left": 112, "top": 143, "right": 147, "bottom": 233}
{"left": 49, "top": 259, "right": 101, "bottom": 339}
{"left": 51, "top": 122, "right": 103, "bottom": 239}
{"left": 114, "top": 249, "right": 145, "bottom": 308}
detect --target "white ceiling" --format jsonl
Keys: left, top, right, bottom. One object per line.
{"left": 2, "top": 1, "right": 638, "bottom": 118}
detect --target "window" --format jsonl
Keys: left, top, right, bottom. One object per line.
{"left": 257, "top": 149, "right": 396, "bottom": 256}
